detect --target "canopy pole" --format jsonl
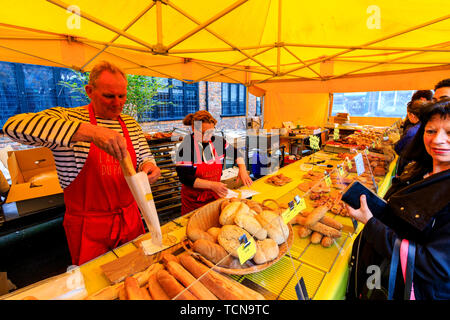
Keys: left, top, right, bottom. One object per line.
{"left": 277, "top": 0, "right": 282, "bottom": 75}
{"left": 156, "top": 0, "right": 163, "bottom": 48}
{"left": 283, "top": 46, "right": 323, "bottom": 80}
{"left": 284, "top": 43, "right": 450, "bottom": 53}
{"left": 193, "top": 61, "right": 246, "bottom": 85}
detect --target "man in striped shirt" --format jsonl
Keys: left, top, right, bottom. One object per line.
{"left": 3, "top": 61, "right": 161, "bottom": 265}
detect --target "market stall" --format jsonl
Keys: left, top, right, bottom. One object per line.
{"left": 0, "top": 123, "right": 399, "bottom": 300}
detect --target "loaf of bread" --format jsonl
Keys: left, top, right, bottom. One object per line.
{"left": 147, "top": 273, "right": 170, "bottom": 300}
{"left": 156, "top": 269, "right": 198, "bottom": 300}
{"left": 206, "top": 227, "right": 221, "bottom": 243}
{"left": 219, "top": 201, "right": 250, "bottom": 225}
{"left": 255, "top": 210, "right": 289, "bottom": 245}
{"left": 234, "top": 211, "right": 267, "bottom": 240}
{"left": 192, "top": 238, "right": 240, "bottom": 268}
{"left": 218, "top": 225, "right": 255, "bottom": 258}
{"left": 304, "top": 206, "right": 329, "bottom": 226}
{"left": 179, "top": 254, "right": 265, "bottom": 300}
{"left": 166, "top": 260, "right": 218, "bottom": 300}
{"left": 187, "top": 227, "right": 216, "bottom": 243}
{"left": 253, "top": 238, "right": 279, "bottom": 264}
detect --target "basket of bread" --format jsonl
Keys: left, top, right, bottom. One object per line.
{"left": 185, "top": 197, "right": 293, "bottom": 275}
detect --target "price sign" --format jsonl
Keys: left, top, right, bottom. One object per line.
{"left": 324, "top": 173, "right": 332, "bottom": 187}
{"left": 281, "top": 196, "right": 306, "bottom": 224}
{"left": 309, "top": 135, "right": 320, "bottom": 150}
{"left": 354, "top": 153, "right": 365, "bottom": 176}
{"left": 338, "top": 165, "right": 345, "bottom": 177}
{"left": 237, "top": 234, "right": 256, "bottom": 265}
{"left": 346, "top": 157, "right": 353, "bottom": 169}
{"left": 364, "top": 147, "right": 369, "bottom": 155}
{"left": 333, "top": 128, "right": 340, "bottom": 140}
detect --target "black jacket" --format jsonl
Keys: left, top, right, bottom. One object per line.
{"left": 347, "top": 165, "right": 450, "bottom": 300}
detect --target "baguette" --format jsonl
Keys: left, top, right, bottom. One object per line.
{"left": 304, "top": 206, "right": 329, "bottom": 226}
{"left": 147, "top": 273, "right": 170, "bottom": 300}
{"left": 133, "top": 262, "right": 165, "bottom": 287}
{"left": 118, "top": 285, "right": 127, "bottom": 300}
{"left": 310, "top": 232, "right": 323, "bottom": 244}
{"left": 179, "top": 254, "right": 264, "bottom": 300}
{"left": 140, "top": 287, "right": 152, "bottom": 300}
{"left": 125, "top": 277, "right": 145, "bottom": 300}
{"left": 320, "top": 216, "right": 343, "bottom": 230}
{"left": 85, "top": 283, "right": 123, "bottom": 300}
{"left": 166, "top": 260, "right": 218, "bottom": 300}
{"left": 156, "top": 269, "right": 198, "bottom": 300}
{"left": 309, "top": 221, "right": 342, "bottom": 238}
{"left": 160, "top": 253, "right": 179, "bottom": 266}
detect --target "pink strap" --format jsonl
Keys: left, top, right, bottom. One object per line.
{"left": 400, "top": 239, "right": 416, "bottom": 300}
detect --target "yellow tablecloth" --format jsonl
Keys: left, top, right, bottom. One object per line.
{"left": 78, "top": 151, "right": 397, "bottom": 300}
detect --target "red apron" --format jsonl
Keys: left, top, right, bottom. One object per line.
{"left": 62, "top": 103, "right": 145, "bottom": 265}
{"left": 181, "top": 140, "right": 223, "bottom": 215}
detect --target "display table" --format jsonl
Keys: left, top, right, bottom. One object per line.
{"left": 1, "top": 149, "right": 396, "bottom": 300}
{"left": 73, "top": 150, "right": 396, "bottom": 300}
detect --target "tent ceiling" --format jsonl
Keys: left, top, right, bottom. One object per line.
{"left": 0, "top": 0, "right": 449, "bottom": 87}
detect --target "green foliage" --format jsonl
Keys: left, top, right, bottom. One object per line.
{"left": 58, "top": 71, "right": 171, "bottom": 122}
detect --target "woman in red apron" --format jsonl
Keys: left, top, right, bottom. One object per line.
{"left": 176, "top": 111, "right": 252, "bottom": 215}
{"left": 63, "top": 103, "right": 145, "bottom": 265}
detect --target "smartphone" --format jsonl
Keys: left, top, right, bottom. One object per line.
{"left": 341, "top": 181, "right": 387, "bottom": 219}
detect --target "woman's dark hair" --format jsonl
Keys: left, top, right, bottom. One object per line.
{"left": 402, "top": 98, "right": 450, "bottom": 170}
{"left": 406, "top": 90, "right": 433, "bottom": 111}
{"left": 182, "top": 110, "right": 217, "bottom": 126}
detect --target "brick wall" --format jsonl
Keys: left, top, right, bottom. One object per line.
{"left": 0, "top": 81, "right": 259, "bottom": 147}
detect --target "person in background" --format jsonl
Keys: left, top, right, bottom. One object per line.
{"left": 346, "top": 99, "right": 450, "bottom": 300}
{"left": 176, "top": 110, "right": 252, "bottom": 215}
{"left": 395, "top": 90, "right": 432, "bottom": 175}
{"left": 433, "top": 78, "right": 450, "bottom": 102}
{"left": 2, "top": 61, "right": 161, "bottom": 265}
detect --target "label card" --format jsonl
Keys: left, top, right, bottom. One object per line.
{"left": 338, "top": 165, "right": 345, "bottom": 177}
{"left": 346, "top": 156, "right": 353, "bottom": 169}
{"left": 281, "top": 197, "right": 306, "bottom": 224}
{"left": 237, "top": 235, "right": 256, "bottom": 265}
{"left": 333, "top": 128, "right": 340, "bottom": 140}
{"left": 324, "top": 173, "right": 332, "bottom": 187}
{"left": 309, "top": 135, "right": 320, "bottom": 150}
{"left": 354, "top": 153, "right": 365, "bottom": 176}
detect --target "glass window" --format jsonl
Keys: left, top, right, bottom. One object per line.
{"left": 221, "top": 83, "right": 246, "bottom": 116}
{"left": 255, "top": 96, "right": 262, "bottom": 116}
{"left": 331, "top": 90, "right": 416, "bottom": 117}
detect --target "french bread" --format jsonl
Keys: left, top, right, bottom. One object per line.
{"left": 304, "top": 205, "right": 329, "bottom": 226}
{"left": 124, "top": 277, "right": 145, "bottom": 300}
{"left": 320, "top": 216, "right": 343, "bottom": 230}
{"left": 296, "top": 216, "right": 342, "bottom": 238}
{"left": 160, "top": 252, "right": 179, "bottom": 266}
{"left": 166, "top": 260, "right": 218, "bottom": 300}
{"left": 147, "top": 273, "right": 170, "bottom": 300}
{"left": 140, "top": 287, "right": 152, "bottom": 300}
{"left": 179, "top": 254, "right": 264, "bottom": 300}
{"left": 156, "top": 269, "right": 198, "bottom": 300}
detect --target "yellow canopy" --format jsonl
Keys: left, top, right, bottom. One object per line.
{"left": 0, "top": 0, "right": 449, "bottom": 92}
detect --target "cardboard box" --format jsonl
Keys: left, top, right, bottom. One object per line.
{"left": 5, "top": 147, "right": 63, "bottom": 204}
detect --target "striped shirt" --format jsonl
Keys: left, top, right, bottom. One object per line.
{"left": 2, "top": 106, "right": 155, "bottom": 189}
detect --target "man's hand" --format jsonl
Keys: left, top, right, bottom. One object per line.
{"left": 73, "top": 123, "right": 128, "bottom": 160}
{"left": 141, "top": 161, "right": 161, "bottom": 184}
{"left": 345, "top": 195, "right": 374, "bottom": 224}
{"left": 236, "top": 167, "right": 253, "bottom": 187}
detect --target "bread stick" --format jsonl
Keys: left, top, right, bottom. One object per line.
{"left": 156, "top": 269, "right": 198, "bottom": 300}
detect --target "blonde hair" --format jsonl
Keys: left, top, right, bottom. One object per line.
{"left": 183, "top": 110, "right": 217, "bottom": 126}
{"left": 88, "top": 61, "right": 127, "bottom": 87}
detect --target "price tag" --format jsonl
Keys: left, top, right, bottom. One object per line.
{"left": 364, "top": 147, "right": 369, "bottom": 155}
{"left": 346, "top": 156, "right": 353, "bottom": 169}
{"left": 333, "top": 128, "right": 340, "bottom": 140}
{"left": 338, "top": 165, "right": 345, "bottom": 177}
{"left": 372, "top": 141, "right": 376, "bottom": 149}
{"left": 324, "top": 173, "right": 332, "bottom": 187}
{"left": 309, "top": 135, "right": 320, "bottom": 150}
{"left": 354, "top": 153, "right": 365, "bottom": 176}
{"left": 237, "top": 234, "right": 257, "bottom": 265}
{"left": 281, "top": 197, "right": 306, "bottom": 224}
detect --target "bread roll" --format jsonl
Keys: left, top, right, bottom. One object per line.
{"left": 218, "top": 225, "right": 255, "bottom": 258}
{"left": 192, "top": 238, "right": 239, "bottom": 268}
{"left": 253, "top": 238, "right": 279, "bottom": 264}
{"left": 156, "top": 269, "right": 198, "bottom": 300}
{"left": 206, "top": 227, "right": 221, "bottom": 243}
{"left": 187, "top": 227, "right": 216, "bottom": 243}
{"left": 321, "top": 236, "right": 334, "bottom": 248}
{"left": 219, "top": 202, "right": 250, "bottom": 225}
{"left": 297, "top": 226, "right": 312, "bottom": 238}
{"left": 256, "top": 210, "right": 289, "bottom": 245}
{"left": 310, "top": 232, "right": 323, "bottom": 244}
{"left": 234, "top": 211, "right": 267, "bottom": 240}
{"left": 220, "top": 199, "right": 231, "bottom": 212}
{"left": 304, "top": 206, "right": 329, "bottom": 227}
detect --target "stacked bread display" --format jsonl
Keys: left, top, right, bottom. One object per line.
{"left": 85, "top": 252, "right": 265, "bottom": 300}
{"left": 186, "top": 198, "right": 291, "bottom": 271}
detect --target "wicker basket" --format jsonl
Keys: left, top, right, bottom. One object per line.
{"left": 185, "top": 198, "right": 293, "bottom": 275}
